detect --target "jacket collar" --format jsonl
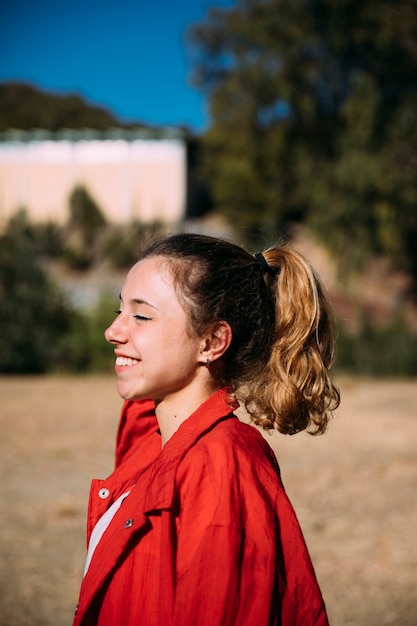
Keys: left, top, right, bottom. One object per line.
{"left": 88, "top": 387, "right": 238, "bottom": 521}
{"left": 144, "top": 387, "right": 238, "bottom": 512}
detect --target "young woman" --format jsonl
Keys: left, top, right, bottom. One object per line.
{"left": 73, "top": 232, "right": 340, "bottom": 626}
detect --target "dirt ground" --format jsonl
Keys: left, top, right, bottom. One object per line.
{"left": 0, "top": 376, "right": 416, "bottom": 626}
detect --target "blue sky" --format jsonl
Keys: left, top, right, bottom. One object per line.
{"left": 0, "top": 0, "right": 236, "bottom": 132}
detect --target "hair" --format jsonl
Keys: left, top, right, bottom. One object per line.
{"left": 141, "top": 232, "right": 340, "bottom": 435}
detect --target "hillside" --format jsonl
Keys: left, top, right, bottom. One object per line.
{"left": 0, "top": 81, "right": 145, "bottom": 131}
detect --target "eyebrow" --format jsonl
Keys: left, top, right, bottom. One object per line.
{"left": 119, "top": 294, "right": 158, "bottom": 310}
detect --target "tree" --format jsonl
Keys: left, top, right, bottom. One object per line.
{"left": 64, "top": 185, "right": 108, "bottom": 269}
{"left": 0, "top": 210, "right": 86, "bottom": 373}
{"left": 0, "top": 82, "right": 123, "bottom": 131}
{"left": 68, "top": 185, "right": 107, "bottom": 244}
{"left": 188, "top": 0, "right": 417, "bottom": 284}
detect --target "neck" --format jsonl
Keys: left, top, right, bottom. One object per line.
{"left": 155, "top": 380, "right": 221, "bottom": 446}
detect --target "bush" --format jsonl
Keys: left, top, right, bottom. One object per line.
{"left": 83, "top": 292, "right": 118, "bottom": 372}
{"left": 0, "top": 211, "right": 117, "bottom": 373}
{"left": 103, "top": 221, "right": 166, "bottom": 269}
{"left": 62, "top": 245, "right": 94, "bottom": 270}
{"left": 336, "top": 312, "right": 417, "bottom": 377}
{"left": 0, "top": 211, "right": 130, "bottom": 374}
{"left": 31, "top": 220, "right": 64, "bottom": 257}
{"left": 0, "top": 211, "right": 82, "bottom": 373}
{"left": 103, "top": 229, "right": 139, "bottom": 269}
{"left": 68, "top": 185, "right": 107, "bottom": 250}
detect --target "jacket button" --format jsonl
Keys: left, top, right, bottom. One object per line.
{"left": 98, "top": 488, "right": 110, "bottom": 499}
{"left": 124, "top": 518, "right": 134, "bottom": 528}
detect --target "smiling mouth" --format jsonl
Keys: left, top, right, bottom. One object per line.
{"left": 116, "top": 357, "right": 140, "bottom": 367}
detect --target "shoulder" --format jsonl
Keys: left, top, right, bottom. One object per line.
{"left": 195, "top": 415, "right": 279, "bottom": 471}
{"left": 172, "top": 415, "right": 291, "bottom": 547}
{"left": 177, "top": 414, "right": 283, "bottom": 504}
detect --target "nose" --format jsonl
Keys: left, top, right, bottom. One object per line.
{"left": 105, "top": 315, "right": 128, "bottom": 345}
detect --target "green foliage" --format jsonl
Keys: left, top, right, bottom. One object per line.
{"left": 30, "top": 220, "right": 64, "bottom": 257}
{"left": 1, "top": 210, "right": 415, "bottom": 376}
{"left": 188, "top": 0, "right": 417, "bottom": 282}
{"left": 68, "top": 185, "right": 107, "bottom": 245}
{"left": 80, "top": 292, "right": 119, "bottom": 372}
{"left": 62, "top": 246, "right": 94, "bottom": 271}
{"left": 0, "top": 210, "right": 83, "bottom": 373}
{"left": 0, "top": 82, "right": 122, "bottom": 131}
{"left": 62, "top": 185, "right": 108, "bottom": 270}
{"left": 103, "top": 221, "right": 167, "bottom": 269}
{"left": 336, "top": 313, "right": 417, "bottom": 377}
{"left": 0, "top": 210, "right": 117, "bottom": 374}
{"left": 103, "top": 228, "right": 142, "bottom": 269}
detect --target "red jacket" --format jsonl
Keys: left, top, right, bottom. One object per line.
{"left": 114, "top": 397, "right": 158, "bottom": 468}
{"left": 74, "top": 389, "right": 328, "bottom": 626}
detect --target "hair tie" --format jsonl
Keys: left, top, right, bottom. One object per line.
{"left": 255, "top": 253, "right": 270, "bottom": 275}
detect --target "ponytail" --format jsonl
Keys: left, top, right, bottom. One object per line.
{"left": 243, "top": 245, "right": 340, "bottom": 435}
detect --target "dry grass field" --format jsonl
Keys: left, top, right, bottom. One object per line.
{"left": 0, "top": 375, "right": 416, "bottom": 626}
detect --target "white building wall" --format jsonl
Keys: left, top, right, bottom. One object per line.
{"left": 0, "top": 133, "right": 187, "bottom": 226}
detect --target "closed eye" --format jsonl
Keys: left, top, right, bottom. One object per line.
{"left": 113, "top": 310, "right": 152, "bottom": 321}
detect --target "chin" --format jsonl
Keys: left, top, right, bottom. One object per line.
{"left": 117, "top": 384, "right": 137, "bottom": 400}
{"left": 117, "top": 383, "right": 147, "bottom": 401}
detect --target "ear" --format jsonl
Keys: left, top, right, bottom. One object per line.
{"left": 198, "top": 321, "right": 232, "bottom": 364}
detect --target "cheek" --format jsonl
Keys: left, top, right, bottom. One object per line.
{"left": 165, "top": 331, "right": 197, "bottom": 360}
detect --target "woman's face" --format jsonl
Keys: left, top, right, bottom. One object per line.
{"left": 105, "top": 257, "right": 203, "bottom": 403}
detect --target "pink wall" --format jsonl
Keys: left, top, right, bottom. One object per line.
{"left": 0, "top": 136, "right": 186, "bottom": 226}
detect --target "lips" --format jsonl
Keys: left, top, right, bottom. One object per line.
{"left": 115, "top": 356, "right": 140, "bottom": 367}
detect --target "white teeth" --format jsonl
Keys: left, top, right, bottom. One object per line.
{"left": 116, "top": 356, "right": 139, "bottom": 367}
